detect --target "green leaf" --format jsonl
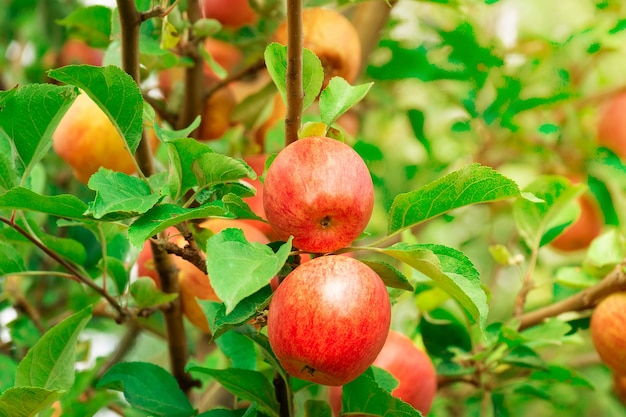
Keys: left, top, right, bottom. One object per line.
{"left": 520, "top": 318, "right": 573, "bottom": 348}
{"left": 34, "top": 231, "right": 87, "bottom": 266}
{"left": 186, "top": 367, "right": 280, "bottom": 417}
{"left": 342, "top": 368, "right": 423, "bottom": 417}
{"left": 359, "top": 260, "right": 413, "bottom": 291}
{"left": 319, "top": 77, "right": 373, "bottom": 126}
{"left": 215, "top": 329, "right": 258, "bottom": 371}
{"left": 388, "top": 164, "right": 520, "bottom": 234}
{"left": 530, "top": 364, "right": 593, "bottom": 389}
{"left": 0, "top": 355, "right": 17, "bottom": 393}
{"left": 48, "top": 65, "right": 144, "bottom": 155}
{"left": 15, "top": 306, "right": 92, "bottom": 390}
{"left": 0, "top": 142, "right": 17, "bottom": 192}
{"left": 0, "top": 387, "right": 62, "bottom": 417}
{"left": 97, "top": 362, "right": 194, "bottom": 417}
{"left": 56, "top": 5, "right": 112, "bottom": 48}
{"left": 98, "top": 256, "right": 129, "bottom": 294}
{"left": 0, "top": 85, "right": 78, "bottom": 180}
{"left": 501, "top": 345, "right": 547, "bottom": 370}
{"left": 222, "top": 193, "right": 266, "bottom": 221}
{"left": 583, "top": 229, "right": 626, "bottom": 277}
{"left": 199, "top": 285, "right": 273, "bottom": 339}
{"left": 166, "top": 137, "right": 214, "bottom": 199}
{"left": 127, "top": 203, "right": 228, "bottom": 247}
{"left": 193, "top": 152, "right": 255, "bottom": 188}
{"left": 0, "top": 187, "right": 88, "bottom": 219}
{"left": 0, "top": 241, "right": 25, "bottom": 275}
{"left": 383, "top": 243, "right": 487, "bottom": 334}
{"left": 264, "top": 42, "right": 324, "bottom": 111}
{"left": 420, "top": 308, "right": 472, "bottom": 360}
{"left": 86, "top": 169, "right": 162, "bottom": 219}
{"left": 206, "top": 229, "right": 291, "bottom": 314}
{"left": 130, "top": 277, "right": 178, "bottom": 308}
{"left": 304, "top": 400, "right": 332, "bottom": 417}
{"left": 512, "top": 176, "right": 585, "bottom": 248}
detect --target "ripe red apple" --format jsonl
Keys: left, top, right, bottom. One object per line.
{"left": 597, "top": 92, "right": 626, "bottom": 159}
{"left": 267, "top": 255, "right": 391, "bottom": 386}
{"left": 263, "top": 136, "right": 374, "bottom": 253}
{"left": 329, "top": 330, "right": 438, "bottom": 416}
{"left": 591, "top": 292, "right": 626, "bottom": 375}
{"left": 58, "top": 38, "right": 103, "bottom": 67}
{"left": 272, "top": 7, "right": 361, "bottom": 87}
{"left": 200, "top": 0, "right": 257, "bottom": 29}
{"left": 550, "top": 193, "right": 603, "bottom": 251}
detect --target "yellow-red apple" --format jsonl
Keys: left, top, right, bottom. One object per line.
{"left": 53, "top": 93, "right": 160, "bottom": 184}
{"left": 597, "top": 92, "right": 626, "bottom": 159}
{"left": 198, "top": 85, "right": 237, "bottom": 141}
{"left": 267, "top": 255, "right": 391, "bottom": 386}
{"left": 263, "top": 136, "right": 374, "bottom": 253}
{"left": 591, "top": 292, "right": 626, "bottom": 375}
{"left": 273, "top": 8, "right": 361, "bottom": 87}
{"left": 58, "top": 38, "right": 103, "bottom": 67}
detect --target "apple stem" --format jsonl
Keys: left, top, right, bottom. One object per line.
{"left": 518, "top": 258, "right": 626, "bottom": 330}
{"left": 284, "top": 0, "right": 304, "bottom": 145}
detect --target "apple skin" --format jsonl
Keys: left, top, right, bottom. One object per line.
{"left": 267, "top": 255, "right": 391, "bottom": 386}
{"left": 53, "top": 94, "right": 160, "bottom": 184}
{"left": 263, "top": 136, "right": 374, "bottom": 253}
{"left": 198, "top": 86, "right": 237, "bottom": 141}
{"left": 137, "top": 220, "right": 269, "bottom": 332}
{"left": 591, "top": 292, "right": 626, "bottom": 375}
{"left": 58, "top": 38, "right": 103, "bottom": 67}
{"left": 597, "top": 92, "right": 626, "bottom": 159}
{"left": 200, "top": 0, "right": 257, "bottom": 29}
{"left": 329, "top": 330, "right": 438, "bottom": 416}
{"left": 273, "top": 8, "right": 361, "bottom": 87}
{"left": 550, "top": 193, "right": 603, "bottom": 252}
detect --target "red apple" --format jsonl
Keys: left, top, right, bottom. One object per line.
{"left": 200, "top": 0, "right": 257, "bottom": 29}
{"left": 58, "top": 38, "right": 103, "bottom": 67}
{"left": 329, "top": 330, "right": 438, "bottom": 416}
{"left": 591, "top": 292, "right": 626, "bottom": 375}
{"left": 267, "top": 255, "right": 391, "bottom": 386}
{"left": 263, "top": 136, "right": 374, "bottom": 253}
{"left": 597, "top": 92, "right": 626, "bottom": 159}
{"left": 550, "top": 193, "right": 603, "bottom": 252}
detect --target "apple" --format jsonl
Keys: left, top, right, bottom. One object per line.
{"left": 198, "top": 85, "right": 237, "bottom": 141}
{"left": 272, "top": 7, "right": 361, "bottom": 87}
{"left": 159, "top": 38, "right": 242, "bottom": 98}
{"left": 267, "top": 255, "right": 391, "bottom": 386}
{"left": 200, "top": 0, "right": 257, "bottom": 29}
{"left": 590, "top": 292, "right": 626, "bottom": 375}
{"left": 329, "top": 330, "right": 438, "bottom": 416}
{"left": 549, "top": 177, "right": 603, "bottom": 252}
{"left": 597, "top": 92, "right": 626, "bottom": 159}
{"left": 263, "top": 136, "right": 374, "bottom": 253}
{"left": 58, "top": 38, "right": 103, "bottom": 67}
{"left": 53, "top": 93, "right": 160, "bottom": 184}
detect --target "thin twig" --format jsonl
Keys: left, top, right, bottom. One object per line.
{"left": 519, "top": 259, "right": 626, "bottom": 330}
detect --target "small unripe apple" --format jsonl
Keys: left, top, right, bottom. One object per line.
{"left": 263, "top": 136, "right": 374, "bottom": 253}
{"left": 597, "top": 92, "right": 626, "bottom": 159}
{"left": 200, "top": 0, "right": 257, "bottom": 29}
{"left": 273, "top": 7, "right": 361, "bottom": 87}
{"left": 53, "top": 93, "right": 160, "bottom": 184}
{"left": 591, "top": 292, "right": 626, "bottom": 375}
{"left": 329, "top": 330, "right": 437, "bottom": 416}
{"left": 267, "top": 255, "right": 391, "bottom": 386}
